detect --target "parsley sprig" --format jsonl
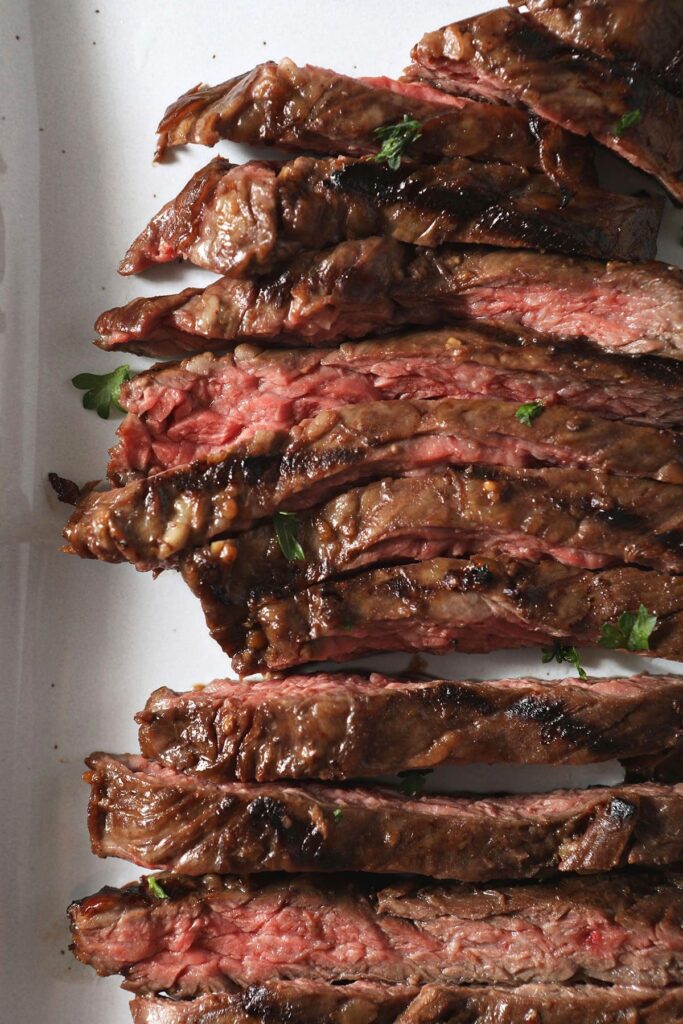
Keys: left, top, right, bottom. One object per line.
{"left": 542, "top": 642, "right": 587, "bottom": 680}
{"left": 613, "top": 109, "right": 641, "bottom": 137}
{"left": 515, "top": 400, "right": 544, "bottom": 426}
{"left": 373, "top": 115, "right": 422, "bottom": 170}
{"left": 599, "top": 604, "right": 658, "bottom": 652}
{"left": 273, "top": 511, "right": 306, "bottom": 562}
{"left": 72, "top": 365, "right": 132, "bottom": 419}
{"left": 146, "top": 876, "right": 169, "bottom": 900}
{"left": 397, "top": 768, "right": 433, "bottom": 797}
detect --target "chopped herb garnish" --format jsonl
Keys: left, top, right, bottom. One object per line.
{"left": 273, "top": 511, "right": 305, "bottom": 562}
{"left": 146, "top": 876, "right": 169, "bottom": 900}
{"left": 515, "top": 400, "right": 544, "bottom": 426}
{"left": 542, "top": 642, "right": 587, "bottom": 681}
{"left": 373, "top": 115, "right": 422, "bottom": 170}
{"left": 613, "top": 109, "right": 642, "bottom": 137}
{"left": 397, "top": 768, "right": 433, "bottom": 797}
{"left": 72, "top": 364, "right": 132, "bottom": 419}
{"left": 332, "top": 808, "right": 343, "bottom": 823}
{"left": 599, "top": 604, "right": 658, "bottom": 652}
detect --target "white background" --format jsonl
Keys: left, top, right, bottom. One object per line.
{"left": 1, "top": 1, "right": 682, "bottom": 1019}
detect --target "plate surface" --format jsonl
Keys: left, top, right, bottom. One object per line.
{"left": 1, "top": 1, "right": 681, "bottom": 1019}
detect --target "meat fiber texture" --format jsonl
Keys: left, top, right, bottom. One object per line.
{"left": 86, "top": 752, "right": 683, "bottom": 881}
{"left": 94, "top": 238, "right": 683, "bottom": 360}
{"left": 198, "top": 557, "right": 683, "bottom": 673}
{"left": 129, "top": 982, "right": 683, "bottom": 1024}
{"left": 64, "top": 397, "right": 683, "bottom": 568}
{"left": 408, "top": 8, "right": 683, "bottom": 202}
{"left": 118, "top": 154, "right": 661, "bottom": 276}
{"left": 136, "top": 672, "right": 683, "bottom": 782}
{"left": 110, "top": 327, "right": 683, "bottom": 481}
{"left": 153, "top": 57, "right": 593, "bottom": 184}
{"left": 68, "top": 870, "right": 683, "bottom": 996}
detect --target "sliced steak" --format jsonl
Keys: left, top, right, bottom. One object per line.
{"left": 129, "top": 981, "right": 415, "bottom": 1024}
{"left": 67, "top": 869, "right": 683, "bottom": 994}
{"left": 119, "top": 155, "right": 661, "bottom": 276}
{"left": 196, "top": 556, "right": 683, "bottom": 673}
{"left": 95, "top": 238, "right": 683, "bottom": 359}
{"left": 408, "top": 8, "right": 683, "bottom": 202}
{"left": 137, "top": 671, "right": 683, "bottom": 782}
{"left": 86, "top": 752, "right": 683, "bottom": 881}
{"left": 154, "top": 58, "right": 593, "bottom": 183}
{"left": 130, "top": 985, "right": 683, "bottom": 1024}
{"left": 110, "top": 327, "right": 683, "bottom": 482}
{"left": 510, "top": 0, "right": 683, "bottom": 95}
{"left": 63, "top": 399, "right": 683, "bottom": 567}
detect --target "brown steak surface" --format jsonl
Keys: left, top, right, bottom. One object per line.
{"left": 68, "top": 870, "right": 683, "bottom": 995}
{"left": 64, "top": 398, "right": 683, "bottom": 568}
{"left": 95, "top": 239, "right": 683, "bottom": 359}
{"left": 408, "top": 8, "right": 683, "bottom": 202}
{"left": 137, "top": 671, "right": 683, "bottom": 782}
{"left": 86, "top": 752, "right": 683, "bottom": 881}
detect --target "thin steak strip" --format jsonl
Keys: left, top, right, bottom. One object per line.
{"left": 137, "top": 672, "right": 683, "bottom": 782}
{"left": 119, "top": 155, "right": 660, "bottom": 276}
{"left": 200, "top": 556, "right": 683, "bottom": 673}
{"left": 68, "top": 870, "right": 683, "bottom": 994}
{"left": 95, "top": 238, "right": 683, "bottom": 359}
{"left": 130, "top": 984, "right": 683, "bottom": 1024}
{"left": 86, "top": 753, "right": 683, "bottom": 882}
{"left": 407, "top": 8, "right": 683, "bottom": 202}
{"left": 62, "top": 398, "right": 683, "bottom": 568}
{"left": 509, "top": 0, "right": 683, "bottom": 95}
{"left": 110, "top": 327, "right": 683, "bottom": 482}
{"left": 154, "top": 58, "right": 592, "bottom": 182}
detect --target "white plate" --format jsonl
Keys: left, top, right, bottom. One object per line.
{"left": 2, "top": 1, "right": 682, "bottom": 1019}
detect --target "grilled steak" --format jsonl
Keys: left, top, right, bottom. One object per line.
{"left": 95, "top": 238, "right": 683, "bottom": 359}
{"left": 196, "top": 556, "right": 683, "bottom": 673}
{"left": 130, "top": 985, "right": 683, "bottom": 1024}
{"left": 119, "top": 155, "right": 661, "bottom": 276}
{"left": 408, "top": 8, "right": 683, "bottom": 202}
{"left": 137, "top": 671, "right": 683, "bottom": 782}
{"left": 130, "top": 981, "right": 415, "bottom": 1024}
{"left": 180, "top": 468, "right": 683, "bottom": 628}
{"left": 86, "top": 752, "right": 683, "bottom": 881}
{"left": 510, "top": 0, "right": 683, "bottom": 95}
{"left": 111, "top": 327, "right": 683, "bottom": 483}
{"left": 154, "top": 58, "right": 593, "bottom": 183}
{"left": 68, "top": 869, "right": 683, "bottom": 993}
{"left": 63, "top": 398, "right": 683, "bottom": 567}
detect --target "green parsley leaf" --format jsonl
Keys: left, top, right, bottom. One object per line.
{"left": 515, "top": 400, "right": 544, "bottom": 426}
{"left": 373, "top": 115, "right": 422, "bottom": 170}
{"left": 397, "top": 768, "right": 433, "bottom": 797}
{"left": 599, "top": 604, "right": 658, "bottom": 652}
{"left": 332, "top": 808, "right": 343, "bottom": 824}
{"left": 273, "top": 511, "right": 305, "bottom": 562}
{"left": 542, "top": 642, "right": 587, "bottom": 680}
{"left": 72, "top": 365, "right": 132, "bottom": 419}
{"left": 146, "top": 876, "right": 169, "bottom": 900}
{"left": 613, "top": 109, "right": 642, "bottom": 137}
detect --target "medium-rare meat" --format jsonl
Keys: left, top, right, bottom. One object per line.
{"left": 110, "top": 327, "right": 683, "bottom": 482}
{"left": 86, "top": 752, "right": 683, "bottom": 881}
{"left": 119, "top": 155, "right": 661, "bottom": 276}
{"left": 63, "top": 398, "right": 683, "bottom": 567}
{"left": 130, "top": 984, "right": 683, "bottom": 1024}
{"left": 408, "top": 8, "right": 683, "bottom": 203}
{"left": 67, "top": 869, "right": 683, "bottom": 994}
{"left": 179, "top": 468, "right": 683, "bottom": 626}
{"left": 130, "top": 981, "right": 415, "bottom": 1024}
{"left": 154, "top": 58, "right": 593, "bottom": 183}
{"left": 95, "top": 238, "right": 683, "bottom": 359}
{"left": 510, "top": 0, "right": 683, "bottom": 95}
{"left": 137, "top": 672, "right": 683, "bottom": 782}
{"left": 193, "top": 556, "right": 683, "bottom": 673}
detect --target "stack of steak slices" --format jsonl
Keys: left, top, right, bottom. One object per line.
{"left": 61, "top": 6, "right": 683, "bottom": 1021}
